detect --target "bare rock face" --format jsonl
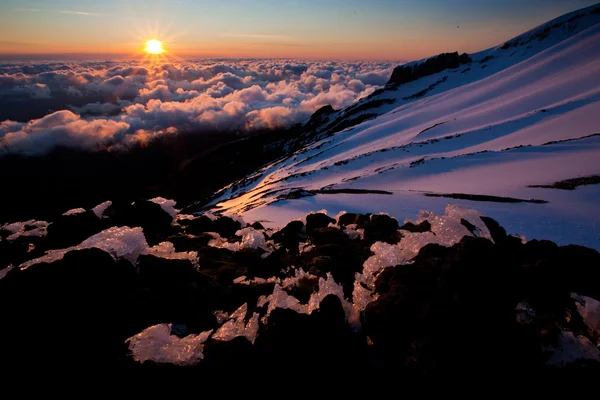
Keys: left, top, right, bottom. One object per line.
{"left": 388, "top": 52, "right": 472, "bottom": 86}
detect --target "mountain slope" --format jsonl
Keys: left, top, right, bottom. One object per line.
{"left": 194, "top": 4, "right": 600, "bottom": 250}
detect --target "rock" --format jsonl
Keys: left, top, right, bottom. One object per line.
{"left": 251, "top": 221, "right": 265, "bottom": 230}
{"left": 399, "top": 220, "right": 431, "bottom": 233}
{"left": 338, "top": 212, "right": 370, "bottom": 227}
{"left": 270, "top": 220, "right": 306, "bottom": 252}
{"left": 213, "top": 216, "right": 242, "bottom": 238}
{"left": 44, "top": 210, "right": 107, "bottom": 249}
{"left": 309, "top": 227, "right": 349, "bottom": 246}
{"left": 179, "top": 216, "right": 214, "bottom": 235}
{"left": 363, "top": 214, "right": 400, "bottom": 243}
{"left": 0, "top": 248, "right": 137, "bottom": 369}
{"left": 165, "top": 233, "right": 213, "bottom": 252}
{"left": 388, "top": 52, "right": 472, "bottom": 86}
{"left": 306, "top": 213, "right": 335, "bottom": 232}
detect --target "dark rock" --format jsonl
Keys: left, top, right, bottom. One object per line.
{"left": 179, "top": 216, "right": 215, "bottom": 235}
{"left": 270, "top": 220, "right": 306, "bottom": 252}
{"left": 388, "top": 52, "right": 471, "bottom": 86}
{"left": 400, "top": 220, "right": 431, "bottom": 233}
{"left": 309, "top": 227, "right": 349, "bottom": 246}
{"left": 460, "top": 218, "right": 478, "bottom": 235}
{"left": 363, "top": 214, "right": 400, "bottom": 244}
{"left": 213, "top": 216, "right": 242, "bottom": 238}
{"left": 306, "top": 213, "right": 335, "bottom": 232}
{"left": 166, "top": 233, "right": 213, "bottom": 252}
{"left": 103, "top": 200, "right": 178, "bottom": 246}
{"left": 0, "top": 248, "right": 137, "bottom": 369}
{"left": 337, "top": 212, "right": 371, "bottom": 227}
{"left": 44, "top": 210, "right": 107, "bottom": 249}
{"left": 251, "top": 221, "right": 265, "bottom": 230}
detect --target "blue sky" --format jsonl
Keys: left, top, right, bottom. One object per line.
{"left": 0, "top": 0, "right": 597, "bottom": 59}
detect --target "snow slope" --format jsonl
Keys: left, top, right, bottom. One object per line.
{"left": 201, "top": 5, "right": 600, "bottom": 250}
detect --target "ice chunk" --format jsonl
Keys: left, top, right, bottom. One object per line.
{"left": 281, "top": 267, "right": 316, "bottom": 289}
{"left": 352, "top": 280, "right": 378, "bottom": 312}
{"left": 575, "top": 295, "right": 600, "bottom": 334}
{"left": 207, "top": 232, "right": 241, "bottom": 252}
{"left": 146, "top": 242, "right": 199, "bottom": 265}
{"left": 444, "top": 204, "right": 492, "bottom": 241}
{"left": 202, "top": 212, "right": 218, "bottom": 221}
{"left": 546, "top": 331, "right": 600, "bottom": 367}
{"left": 62, "top": 208, "right": 86, "bottom": 216}
{"left": 234, "top": 276, "right": 280, "bottom": 285}
{"left": 344, "top": 225, "right": 364, "bottom": 240}
{"left": 358, "top": 242, "right": 405, "bottom": 289}
{"left": 398, "top": 231, "right": 441, "bottom": 260}
{"left": 212, "top": 303, "right": 260, "bottom": 344}
{"left": 257, "top": 295, "right": 269, "bottom": 308}
{"left": 262, "top": 284, "right": 309, "bottom": 323}
{"left": 236, "top": 227, "right": 266, "bottom": 250}
{"left": 176, "top": 214, "right": 197, "bottom": 221}
{"left": 308, "top": 273, "right": 353, "bottom": 315}
{"left": 2, "top": 220, "right": 49, "bottom": 241}
{"left": 0, "top": 265, "right": 14, "bottom": 280}
{"left": 91, "top": 200, "right": 112, "bottom": 219}
{"left": 19, "top": 226, "right": 199, "bottom": 269}
{"left": 126, "top": 323, "right": 212, "bottom": 366}
{"left": 149, "top": 197, "right": 179, "bottom": 222}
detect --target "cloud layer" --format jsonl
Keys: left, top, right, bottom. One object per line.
{"left": 0, "top": 59, "right": 394, "bottom": 154}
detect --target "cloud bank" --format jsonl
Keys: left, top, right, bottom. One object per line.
{"left": 0, "top": 59, "right": 395, "bottom": 154}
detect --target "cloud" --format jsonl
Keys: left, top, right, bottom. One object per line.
{"left": 225, "top": 34, "right": 291, "bottom": 40}
{"left": 0, "top": 59, "right": 395, "bottom": 154}
{"left": 60, "top": 11, "right": 101, "bottom": 16}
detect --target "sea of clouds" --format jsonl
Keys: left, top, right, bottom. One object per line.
{"left": 0, "top": 59, "right": 396, "bottom": 154}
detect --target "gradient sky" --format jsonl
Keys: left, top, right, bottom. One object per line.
{"left": 0, "top": 0, "right": 598, "bottom": 60}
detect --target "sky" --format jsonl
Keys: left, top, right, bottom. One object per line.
{"left": 0, "top": 0, "right": 598, "bottom": 60}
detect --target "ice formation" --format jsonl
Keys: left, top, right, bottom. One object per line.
{"left": 19, "top": 227, "right": 199, "bottom": 269}
{"left": 281, "top": 268, "right": 316, "bottom": 289}
{"left": 344, "top": 224, "right": 364, "bottom": 240}
{"left": 126, "top": 323, "right": 212, "bottom": 366}
{"left": 212, "top": 303, "right": 260, "bottom": 344}
{"left": 308, "top": 273, "right": 358, "bottom": 327}
{"left": 91, "top": 200, "right": 112, "bottom": 218}
{"left": 149, "top": 197, "right": 179, "bottom": 222}
{"left": 546, "top": 331, "right": 600, "bottom": 367}
{"left": 233, "top": 275, "right": 280, "bottom": 285}
{"left": 146, "top": 242, "right": 199, "bottom": 265}
{"left": 2, "top": 220, "right": 49, "bottom": 241}
{"left": 262, "top": 284, "right": 309, "bottom": 323}
{"left": 208, "top": 228, "right": 271, "bottom": 252}
{"left": 235, "top": 227, "right": 267, "bottom": 250}
{"left": 62, "top": 208, "right": 86, "bottom": 216}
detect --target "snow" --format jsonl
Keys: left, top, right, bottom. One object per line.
{"left": 149, "top": 197, "right": 179, "bottom": 222}
{"left": 91, "top": 200, "right": 112, "bottom": 219}
{"left": 126, "top": 323, "right": 212, "bottom": 366}
{"left": 19, "top": 226, "right": 199, "bottom": 269}
{"left": 212, "top": 303, "right": 260, "bottom": 344}
{"left": 62, "top": 208, "right": 86, "bottom": 216}
{"left": 2, "top": 220, "right": 49, "bottom": 241}
{"left": 204, "top": 15, "right": 600, "bottom": 251}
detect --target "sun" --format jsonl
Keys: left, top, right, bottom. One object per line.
{"left": 145, "top": 39, "right": 165, "bottom": 55}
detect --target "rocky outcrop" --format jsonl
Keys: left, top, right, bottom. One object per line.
{"left": 387, "top": 52, "right": 472, "bottom": 86}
